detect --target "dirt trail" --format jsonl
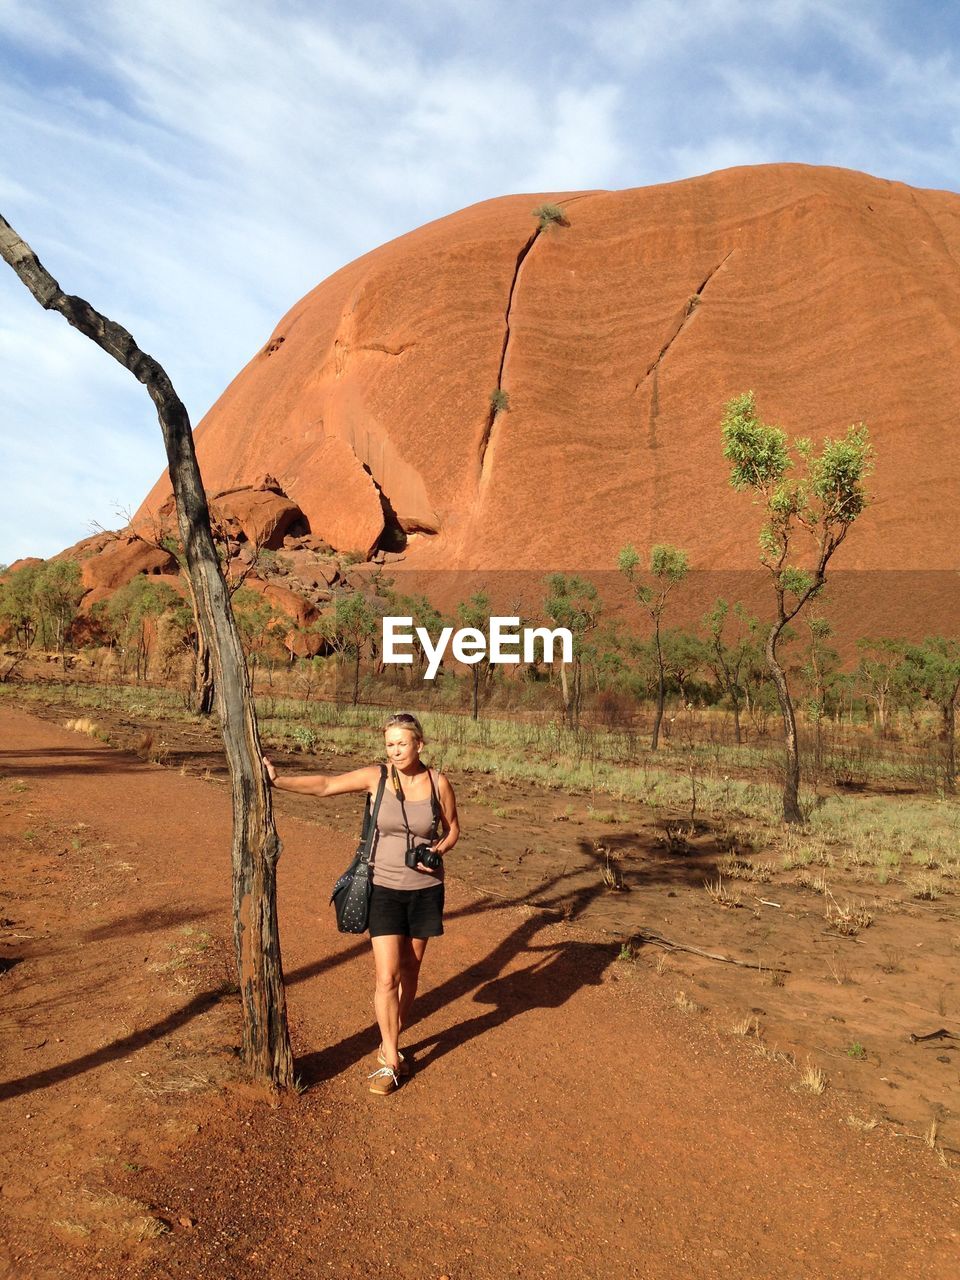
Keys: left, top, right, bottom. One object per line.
{"left": 1, "top": 705, "right": 957, "bottom": 1279}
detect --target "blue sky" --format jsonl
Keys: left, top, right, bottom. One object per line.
{"left": 2, "top": 0, "right": 959, "bottom": 562}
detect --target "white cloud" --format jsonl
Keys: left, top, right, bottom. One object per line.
{"left": 1, "top": 0, "right": 958, "bottom": 561}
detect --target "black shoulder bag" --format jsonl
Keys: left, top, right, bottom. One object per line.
{"left": 330, "top": 765, "right": 387, "bottom": 933}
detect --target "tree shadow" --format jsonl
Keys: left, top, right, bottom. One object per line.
{"left": 0, "top": 985, "right": 231, "bottom": 1102}
{"left": 578, "top": 831, "right": 725, "bottom": 893}
{"left": 0, "top": 747, "right": 155, "bottom": 778}
{"left": 295, "top": 871, "right": 616, "bottom": 1086}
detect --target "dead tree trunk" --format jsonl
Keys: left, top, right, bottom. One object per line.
{"left": 0, "top": 214, "right": 294, "bottom": 1089}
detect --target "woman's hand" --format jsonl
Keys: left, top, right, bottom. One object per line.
{"left": 413, "top": 843, "right": 445, "bottom": 872}
{"left": 262, "top": 755, "right": 277, "bottom": 785}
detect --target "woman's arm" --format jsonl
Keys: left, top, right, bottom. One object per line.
{"left": 433, "top": 773, "right": 460, "bottom": 854}
{"left": 262, "top": 757, "right": 380, "bottom": 798}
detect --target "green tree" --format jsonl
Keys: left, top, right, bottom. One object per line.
{"left": 721, "top": 391, "right": 873, "bottom": 822}
{"left": 231, "top": 587, "right": 278, "bottom": 684}
{"left": 0, "top": 561, "right": 42, "bottom": 650}
{"left": 32, "top": 559, "right": 84, "bottom": 659}
{"left": 456, "top": 590, "right": 494, "bottom": 721}
{"left": 617, "top": 543, "right": 689, "bottom": 749}
{"left": 897, "top": 638, "right": 960, "bottom": 793}
{"left": 801, "top": 613, "right": 841, "bottom": 768}
{"left": 324, "top": 591, "right": 379, "bottom": 705}
{"left": 660, "top": 628, "right": 706, "bottom": 707}
{"left": 702, "top": 598, "right": 765, "bottom": 745}
{"left": 544, "top": 573, "right": 602, "bottom": 729}
{"left": 106, "top": 576, "right": 182, "bottom": 680}
{"left": 856, "top": 637, "right": 906, "bottom": 737}
{"left": 385, "top": 590, "right": 445, "bottom": 686}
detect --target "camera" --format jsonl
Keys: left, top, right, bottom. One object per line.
{"left": 404, "top": 843, "right": 443, "bottom": 872}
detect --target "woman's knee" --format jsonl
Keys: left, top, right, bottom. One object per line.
{"left": 375, "top": 967, "right": 402, "bottom": 995}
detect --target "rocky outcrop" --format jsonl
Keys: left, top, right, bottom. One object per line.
{"left": 239, "top": 577, "right": 318, "bottom": 630}
{"left": 209, "top": 484, "right": 305, "bottom": 550}
{"left": 80, "top": 536, "right": 179, "bottom": 592}
{"left": 133, "top": 164, "right": 960, "bottom": 579}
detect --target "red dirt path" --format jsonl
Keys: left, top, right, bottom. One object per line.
{"left": 1, "top": 706, "right": 957, "bottom": 1279}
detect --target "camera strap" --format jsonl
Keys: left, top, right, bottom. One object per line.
{"left": 391, "top": 765, "right": 441, "bottom": 850}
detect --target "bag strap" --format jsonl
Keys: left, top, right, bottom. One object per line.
{"left": 427, "top": 767, "right": 442, "bottom": 835}
{"left": 358, "top": 766, "right": 387, "bottom": 864}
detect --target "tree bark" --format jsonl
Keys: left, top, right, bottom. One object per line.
{"left": 651, "top": 621, "right": 665, "bottom": 750}
{"left": 0, "top": 214, "right": 294, "bottom": 1088}
{"left": 559, "top": 662, "right": 573, "bottom": 729}
{"left": 766, "top": 622, "right": 803, "bottom": 824}
{"left": 731, "top": 699, "right": 743, "bottom": 747}
{"left": 193, "top": 633, "right": 216, "bottom": 716}
{"left": 943, "top": 697, "right": 957, "bottom": 795}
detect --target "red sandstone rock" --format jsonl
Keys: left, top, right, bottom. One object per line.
{"left": 284, "top": 628, "right": 325, "bottom": 659}
{"left": 80, "top": 537, "right": 179, "bottom": 592}
{"left": 134, "top": 164, "right": 960, "bottom": 584}
{"left": 209, "top": 487, "right": 304, "bottom": 550}
{"left": 3, "top": 557, "right": 43, "bottom": 577}
{"left": 240, "top": 578, "right": 318, "bottom": 629}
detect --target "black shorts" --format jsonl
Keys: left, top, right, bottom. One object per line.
{"left": 368, "top": 883, "right": 444, "bottom": 939}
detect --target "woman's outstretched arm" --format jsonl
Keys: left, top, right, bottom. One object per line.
{"left": 262, "top": 757, "right": 381, "bottom": 797}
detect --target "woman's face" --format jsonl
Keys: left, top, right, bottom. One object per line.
{"left": 384, "top": 727, "right": 421, "bottom": 771}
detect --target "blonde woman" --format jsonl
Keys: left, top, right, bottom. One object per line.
{"left": 263, "top": 712, "right": 459, "bottom": 1095}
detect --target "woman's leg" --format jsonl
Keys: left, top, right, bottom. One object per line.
{"left": 371, "top": 934, "right": 404, "bottom": 1069}
{"left": 398, "top": 937, "right": 429, "bottom": 1032}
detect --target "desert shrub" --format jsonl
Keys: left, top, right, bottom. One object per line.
{"left": 489, "top": 388, "right": 510, "bottom": 416}
{"left": 532, "top": 202, "right": 566, "bottom": 230}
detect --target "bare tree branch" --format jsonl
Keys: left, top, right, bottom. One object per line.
{"left": 0, "top": 213, "right": 294, "bottom": 1088}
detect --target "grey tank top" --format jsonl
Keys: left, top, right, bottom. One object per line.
{"left": 370, "top": 772, "right": 443, "bottom": 891}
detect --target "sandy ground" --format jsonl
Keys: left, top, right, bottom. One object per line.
{"left": 1, "top": 703, "right": 958, "bottom": 1279}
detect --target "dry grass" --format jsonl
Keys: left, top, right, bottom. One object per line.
{"left": 597, "top": 842, "right": 626, "bottom": 891}
{"left": 52, "top": 1219, "right": 92, "bottom": 1237}
{"left": 63, "top": 716, "right": 105, "bottom": 738}
{"left": 793, "top": 869, "right": 829, "bottom": 895}
{"left": 749, "top": 1040, "right": 794, "bottom": 1068}
{"left": 54, "top": 1190, "right": 170, "bottom": 1242}
{"left": 731, "top": 1014, "right": 760, "bottom": 1038}
{"left": 136, "top": 730, "right": 170, "bottom": 765}
{"left": 703, "top": 876, "right": 742, "bottom": 908}
{"left": 757, "top": 963, "right": 786, "bottom": 988}
{"left": 825, "top": 953, "right": 853, "bottom": 986}
{"left": 846, "top": 1114, "right": 879, "bottom": 1132}
{"left": 674, "top": 989, "right": 702, "bottom": 1014}
{"left": 825, "top": 893, "right": 874, "bottom": 936}
{"left": 716, "top": 854, "right": 772, "bottom": 884}
{"left": 911, "top": 873, "right": 943, "bottom": 901}
{"left": 798, "top": 1060, "right": 827, "bottom": 1095}
{"left": 132, "top": 1071, "right": 214, "bottom": 1098}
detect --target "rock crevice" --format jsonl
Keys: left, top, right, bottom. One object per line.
{"left": 637, "top": 250, "right": 734, "bottom": 392}
{"left": 478, "top": 225, "right": 543, "bottom": 486}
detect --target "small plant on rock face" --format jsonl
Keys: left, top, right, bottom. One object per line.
{"left": 847, "top": 1042, "right": 867, "bottom": 1059}
{"left": 532, "top": 202, "right": 566, "bottom": 230}
{"left": 489, "top": 388, "right": 510, "bottom": 416}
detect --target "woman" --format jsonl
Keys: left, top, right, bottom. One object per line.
{"left": 263, "top": 712, "right": 459, "bottom": 1095}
